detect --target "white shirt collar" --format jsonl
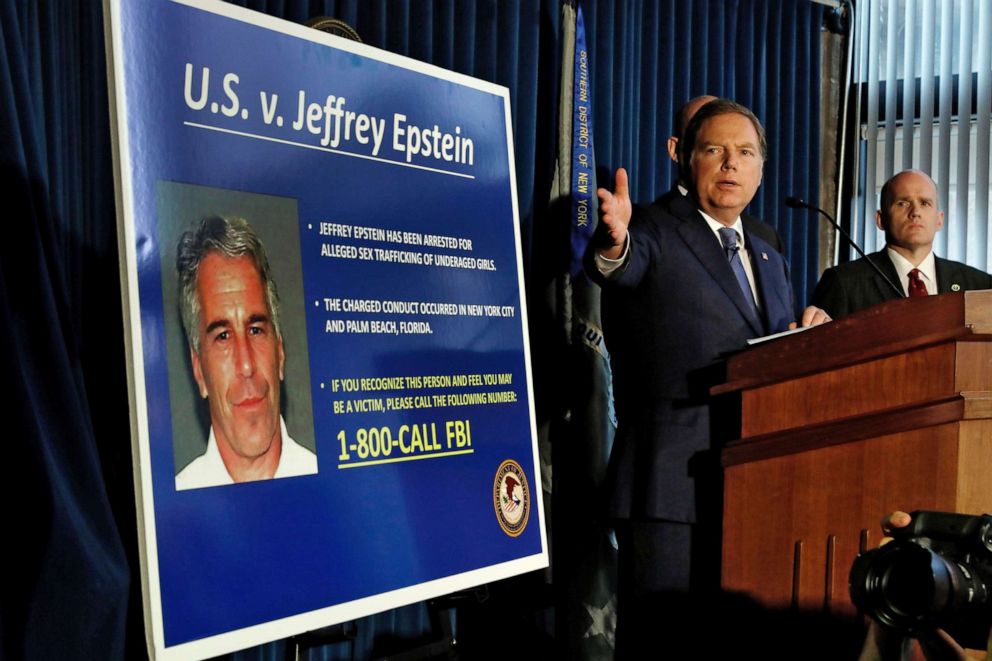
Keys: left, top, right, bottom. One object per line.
{"left": 886, "top": 246, "right": 936, "bottom": 295}
{"left": 698, "top": 210, "right": 745, "bottom": 249}
{"left": 203, "top": 416, "right": 290, "bottom": 481}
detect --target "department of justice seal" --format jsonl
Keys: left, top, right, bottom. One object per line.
{"left": 493, "top": 459, "right": 530, "bottom": 537}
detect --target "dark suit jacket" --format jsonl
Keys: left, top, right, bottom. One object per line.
{"left": 653, "top": 187, "right": 785, "bottom": 253}
{"left": 810, "top": 249, "right": 992, "bottom": 319}
{"left": 587, "top": 193, "right": 796, "bottom": 523}
{"left": 602, "top": 189, "right": 786, "bottom": 411}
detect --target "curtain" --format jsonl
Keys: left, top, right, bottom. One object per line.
{"left": 2, "top": 1, "right": 823, "bottom": 659}
{"left": 1, "top": 1, "right": 132, "bottom": 659}
{"left": 582, "top": 0, "right": 824, "bottom": 303}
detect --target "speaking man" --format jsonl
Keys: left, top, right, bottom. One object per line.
{"left": 175, "top": 216, "right": 317, "bottom": 490}
{"left": 601, "top": 96, "right": 786, "bottom": 432}
{"left": 811, "top": 169, "right": 992, "bottom": 319}
{"left": 651, "top": 94, "right": 783, "bottom": 252}
{"left": 587, "top": 99, "right": 828, "bottom": 657}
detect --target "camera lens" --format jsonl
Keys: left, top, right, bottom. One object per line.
{"left": 850, "top": 511, "right": 992, "bottom": 647}
{"left": 851, "top": 542, "right": 939, "bottom": 631}
{"left": 879, "top": 545, "right": 939, "bottom": 621}
{"left": 851, "top": 540, "right": 988, "bottom": 633}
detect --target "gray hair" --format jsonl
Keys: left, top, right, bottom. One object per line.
{"left": 176, "top": 216, "right": 282, "bottom": 353}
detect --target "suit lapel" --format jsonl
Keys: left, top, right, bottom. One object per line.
{"left": 670, "top": 196, "right": 764, "bottom": 336}
{"left": 868, "top": 250, "right": 903, "bottom": 301}
{"left": 935, "top": 257, "right": 961, "bottom": 294}
{"left": 748, "top": 234, "right": 787, "bottom": 332}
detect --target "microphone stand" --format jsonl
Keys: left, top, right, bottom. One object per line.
{"left": 785, "top": 196, "right": 905, "bottom": 299}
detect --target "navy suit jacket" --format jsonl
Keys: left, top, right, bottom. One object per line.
{"left": 587, "top": 193, "right": 796, "bottom": 522}
{"left": 653, "top": 186, "right": 785, "bottom": 253}
{"left": 811, "top": 249, "right": 992, "bottom": 319}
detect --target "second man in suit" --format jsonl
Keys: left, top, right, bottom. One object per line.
{"left": 811, "top": 169, "right": 992, "bottom": 318}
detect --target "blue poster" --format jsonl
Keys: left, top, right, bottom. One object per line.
{"left": 105, "top": 1, "right": 546, "bottom": 658}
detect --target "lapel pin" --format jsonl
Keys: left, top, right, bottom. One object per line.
{"left": 761, "top": 252, "right": 768, "bottom": 261}
{"left": 951, "top": 283, "right": 961, "bottom": 291}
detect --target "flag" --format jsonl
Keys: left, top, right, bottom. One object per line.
{"left": 548, "top": 1, "right": 618, "bottom": 657}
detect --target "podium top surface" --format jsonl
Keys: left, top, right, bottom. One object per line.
{"left": 716, "top": 290, "right": 992, "bottom": 394}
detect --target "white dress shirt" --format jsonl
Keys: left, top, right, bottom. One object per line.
{"left": 175, "top": 416, "right": 318, "bottom": 490}
{"left": 887, "top": 247, "right": 936, "bottom": 296}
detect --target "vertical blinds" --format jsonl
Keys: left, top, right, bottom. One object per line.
{"left": 848, "top": 0, "right": 992, "bottom": 268}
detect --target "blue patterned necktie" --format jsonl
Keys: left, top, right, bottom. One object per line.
{"left": 718, "top": 226, "right": 758, "bottom": 315}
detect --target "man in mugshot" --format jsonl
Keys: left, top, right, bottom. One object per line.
{"left": 175, "top": 216, "right": 317, "bottom": 489}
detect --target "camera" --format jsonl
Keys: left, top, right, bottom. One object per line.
{"left": 849, "top": 510, "right": 992, "bottom": 648}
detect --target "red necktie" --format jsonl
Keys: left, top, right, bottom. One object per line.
{"left": 908, "top": 268, "right": 928, "bottom": 297}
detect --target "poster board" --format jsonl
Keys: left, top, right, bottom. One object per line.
{"left": 104, "top": 1, "right": 546, "bottom": 657}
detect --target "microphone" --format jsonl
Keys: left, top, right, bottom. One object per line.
{"left": 786, "top": 196, "right": 905, "bottom": 299}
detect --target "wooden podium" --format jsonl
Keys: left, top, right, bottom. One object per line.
{"left": 716, "top": 290, "right": 992, "bottom": 615}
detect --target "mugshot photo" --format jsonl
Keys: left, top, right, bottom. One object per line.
{"left": 157, "top": 181, "right": 317, "bottom": 489}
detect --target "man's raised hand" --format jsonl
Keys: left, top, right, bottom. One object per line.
{"left": 597, "top": 167, "right": 633, "bottom": 259}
